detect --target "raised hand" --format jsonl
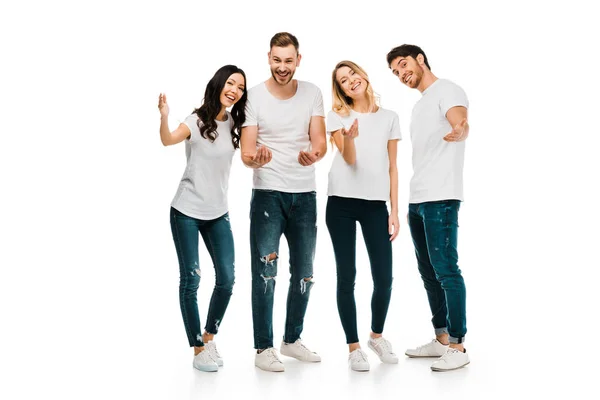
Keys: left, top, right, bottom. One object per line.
{"left": 443, "top": 118, "right": 468, "bottom": 142}
{"left": 158, "top": 93, "right": 169, "bottom": 118}
{"left": 341, "top": 118, "right": 359, "bottom": 139}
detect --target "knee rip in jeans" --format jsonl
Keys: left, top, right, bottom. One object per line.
{"left": 260, "top": 274, "right": 276, "bottom": 294}
{"left": 260, "top": 252, "right": 278, "bottom": 266}
{"left": 300, "top": 276, "right": 314, "bottom": 295}
{"left": 190, "top": 261, "right": 200, "bottom": 277}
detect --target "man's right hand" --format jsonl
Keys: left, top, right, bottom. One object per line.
{"left": 243, "top": 145, "right": 272, "bottom": 168}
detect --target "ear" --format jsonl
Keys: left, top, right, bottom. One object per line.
{"left": 267, "top": 51, "right": 271, "bottom": 64}
{"left": 416, "top": 53, "right": 425, "bottom": 65}
{"left": 296, "top": 53, "right": 302, "bottom": 67}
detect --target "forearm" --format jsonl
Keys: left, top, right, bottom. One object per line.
{"left": 341, "top": 137, "right": 356, "bottom": 165}
{"left": 389, "top": 166, "right": 399, "bottom": 214}
{"left": 159, "top": 116, "right": 172, "bottom": 146}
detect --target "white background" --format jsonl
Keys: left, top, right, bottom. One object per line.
{"left": 1, "top": 0, "right": 598, "bottom": 399}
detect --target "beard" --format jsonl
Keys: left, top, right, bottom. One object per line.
{"left": 270, "top": 68, "right": 295, "bottom": 86}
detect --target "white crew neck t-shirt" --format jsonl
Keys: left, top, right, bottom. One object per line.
{"left": 326, "top": 107, "right": 402, "bottom": 201}
{"left": 243, "top": 80, "right": 325, "bottom": 192}
{"left": 171, "top": 112, "right": 235, "bottom": 220}
{"left": 409, "top": 79, "right": 469, "bottom": 204}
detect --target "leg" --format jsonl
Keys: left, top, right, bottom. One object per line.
{"left": 200, "top": 212, "right": 235, "bottom": 337}
{"left": 358, "top": 201, "right": 393, "bottom": 336}
{"left": 408, "top": 203, "right": 449, "bottom": 338}
{"left": 420, "top": 201, "right": 466, "bottom": 345}
{"left": 170, "top": 207, "right": 203, "bottom": 348}
{"left": 282, "top": 191, "right": 317, "bottom": 344}
{"left": 250, "top": 190, "right": 286, "bottom": 350}
{"left": 325, "top": 196, "right": 359, "bottom": 345}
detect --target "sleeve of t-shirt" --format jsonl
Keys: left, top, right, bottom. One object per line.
{"left": 389, "top": 112, "right": 402, "bottom": 140}
{"left": 326, "top": 110, "right": 344, "bottom": 136}
{"left": 242, "top": 97, "right": 257, "bottom": 127}
{"left": 312, "top": 88, "right": 325, "bottom": 117}
{"left": 183, "top": 114, "right": 199, "bottom": 143}
{"left": 439, "top": 82, "right": 469, "bottom": 116}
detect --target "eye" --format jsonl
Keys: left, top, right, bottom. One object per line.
{"left": 350, "top": 70, "right": 355, "bottom": 75}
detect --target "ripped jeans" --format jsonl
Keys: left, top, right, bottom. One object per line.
{"left": 250, "top": 190, "right": 317, "bottom": 350}
{"left": 170, "top": 207, "right": 235, "bottom": 347}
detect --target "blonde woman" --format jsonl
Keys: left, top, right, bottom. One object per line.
{"left": 325, "top": 61, "right": 402, "bottom": 371}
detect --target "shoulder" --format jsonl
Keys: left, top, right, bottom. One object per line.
{"left": 247, "top": 82, "right": 267, "bottom": 99}
{"left": 298, "top": 80, "right": 321, "bottom": 94}
{"left": 375, "top": 107, "right": 399, "bottom": 120}
{"left": 438, "top": 79, "right": 465, "bottom": 93}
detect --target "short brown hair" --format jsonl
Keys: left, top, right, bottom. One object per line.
{"left": 270, "top": 32, "right": 299, "bottom": 52}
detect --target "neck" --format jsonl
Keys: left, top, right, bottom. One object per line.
{"left": 216, "top": 107, "right": 227, "bottom": 121}
{"left": 351, "top": 95, "right": 372, "bottom": 113}
{"left": 266, "top": 78, "right": 297, "bottom": 99}
{"left": 417, "top": 71, "right": 438, "bottom": 93}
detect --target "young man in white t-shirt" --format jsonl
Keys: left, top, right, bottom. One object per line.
{"left": 241, "top": 32, "right": 327, "bottom": 372}
{"left": 387, "top": 44, "right": 471, "bottom": 371}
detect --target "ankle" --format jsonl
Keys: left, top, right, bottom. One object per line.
{"left": 202, "top": 331, "right": 215, "bottom": 343}
{"left": 436, "top": 334, "right": 449, "bottom": 345}
{"left": 349, "top": 343, "right": 361, "bottom": 353}
{"left": 194, "top": 346, "right": 205, "bottom": 356}
{"left": 370, "top": 332, "right": 382, "bottom": 339}
{"left": 449, "top": 343, "right": 465, "bottom": 352}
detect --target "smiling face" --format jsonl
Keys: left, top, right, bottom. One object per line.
{"left": 335, "top": 66, "right": 367, "bottom": 100}
{"left": 390, "top": 55, "right": 425, "bottom": 89}
{"left": 268, "top": 45, "right": 301, "bottom": 86}
{"left": 219, "top": 73, "right": 246, "bottom": 108}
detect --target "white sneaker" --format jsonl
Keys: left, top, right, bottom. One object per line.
{"left": 255, "top": 348, "right": 285, "bottom": 372}
{"left": 405, "top": 339, "right": 448, "bottom": 358}
{"left": 348, "top": 348, "right": 370, "bottom": 372}
{"left": 431, "top": 347, "right": 470, "bottom": 371}
{"left": 368, "top": 336, "right": 399, "bottom": 364}
{"left": 204, "top": 341, "right": 223, "bottom": 367}
{"left": 280, "top": 339, "right": 321, "bottom": 362}
{"left": 193, "top": 349, "right": 219, "bottom": 372}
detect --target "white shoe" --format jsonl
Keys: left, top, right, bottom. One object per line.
{"left": 431, "top": 347, "right": 470, "bottom": 371}
{"left": 280, "top": 339, "right": 321, "bottom": 362}
{"left": 193, "top": 349, "right": 219, "bottom": 372}
{"left": 368, "top": 336, "right": 399, "bottom": 364}
{"left": 204, "top": 341, "right": 223, "bottom": 367}
{"left": 405, "top": 339, "right": 448, "bottom": 358}
{"left": 255, "top": 348, "right": 285, "bottom": 372}
{"left": 348, "top": 348, "right": 370, "bottom": 372}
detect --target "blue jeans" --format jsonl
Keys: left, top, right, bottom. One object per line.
{"left": 250, "top": 190, "right": 317, "bottom": 349}
{"left": 326, "top": 196, "right": 393, "bottom": 344}
{"left": 408, "top": 200, "right": 466, "bottom": 344}
{"left": 170, "top": 207, "right": 235, "bottom": 347}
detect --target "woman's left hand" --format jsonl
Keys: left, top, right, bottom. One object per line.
{"left": 388, "top": 213, "right": 400, "bottom": 241}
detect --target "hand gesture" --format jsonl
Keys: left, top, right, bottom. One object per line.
{"left": 341, "top": 118, "right": 359, "bottom": 139}
{"left": 443, "top": 118, "right": 468, "bottom": 142}
{"left": 244, "top": 145, "right": 272, "bottom": 168}
{"left": 158, "top": 93, "right": 169, "bottom": 118}
{"left": 298, "top": 150, "right": 321, "bottom": 166}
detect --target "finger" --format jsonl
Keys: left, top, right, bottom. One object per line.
{"left": 300, "top": 152, "right": 312, "bottom": 165}
{"left": 298, "top": 153, "right": 308, "bottom": 166}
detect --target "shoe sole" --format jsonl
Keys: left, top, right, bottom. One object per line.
{"left": 405, "top": 353, "right": 445, "bottom": 358}
{"left": 431, "top": 361, "right": 470, "bottom": 372}
{"left": 255, "top": 365, "right": 285, "bottom": 372}
{"left": 280, "top": 350, "right": 321, "bottom": 362}
{"left": 368, "top": 343, "right": 398, "bottom": 364}
{"left": 193, "top": 365, "right": 218, "bottom": 372}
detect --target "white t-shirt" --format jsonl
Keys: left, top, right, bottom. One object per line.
{"left": 243, "top": 80, "right": 325, "bottom": 192}
{"left": 171, "top": 112, "right": 235, "bottom": 220}
{"left": 326, "top": 108, "right": 402, "bottom": 201}
{"left": 409, "top": 79, "right": 469, "bottom": 203}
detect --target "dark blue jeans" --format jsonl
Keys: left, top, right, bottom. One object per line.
{"left": 408, "top": 200, "right": 466, "bottom": 344}
{"left": 250, "top": 190, "right": 317, "bottom": 350}
{"left": 170, "top": 207, "right": 235, "bottom": 347}
{"left": 326, "top": 196, "right": 393, "bottom": 344}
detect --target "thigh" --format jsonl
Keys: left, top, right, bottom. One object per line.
{"left": 358, "top": 202, "right": 392, "bottom": 281}
{"left": 420, "top": 201, "right": 460, "bottom": 272}
{"left": 284, "top": 192, "right": 317, "bottom": 278}
{"left": 170, "top": 207, "right": 201, "bottom": 275}
{"left": 200, "top": 212, "right": 235, "bottom": 283}
{"left": 250, "top": 190, "right": 286, "bottom": 276}
{"left": 326, "top": 196, "right": 358, "bottom": 278}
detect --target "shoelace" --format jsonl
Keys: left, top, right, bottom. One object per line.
{"left": 295, "top": 340, "right": 312, "bottom": 354}
{"left": 439, "top": 348, "right": 459, "bottom": 361}
{"left": 417, "top": 339, "right": 438, "bottom": 351}
{"left": 266, "top": 349, "right": 282, "bottom": 365}
{"left": 374, "top": 338, "right": 393, "bottom": 354}
{"left": 209, "top": 343, "right": 221, "bottom": 358}
{"left": 350, "top": 349, "right": 367, "bottom": 363}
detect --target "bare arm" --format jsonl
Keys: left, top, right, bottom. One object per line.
{"left": 309, "top": 116, "right": 327, "bottom": 160}
{"left": 444, "top": 106, "right": 469, "bottom": 142}
{"left": 158, "top": 93, "right": 191, "bottom": 146}
{"left": 331, "top": 128, "right": 357, "bottom": 165}
{"left": 388, "top": 139, "right": 400, "bottom": 241}
{"left": 241, "top": 125, "right": 271, "bottom": 168}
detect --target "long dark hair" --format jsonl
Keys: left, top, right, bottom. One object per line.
{"left": 193, "top": 65, "right": 247, "bottom": 149}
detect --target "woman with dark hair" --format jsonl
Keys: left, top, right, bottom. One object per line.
{"left": 158, "top": 65, "right": 247, "bottom": 372}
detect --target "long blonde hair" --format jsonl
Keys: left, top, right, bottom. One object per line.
{"left": 331, "top": 60, "right": 378, "bottom": 117}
